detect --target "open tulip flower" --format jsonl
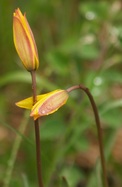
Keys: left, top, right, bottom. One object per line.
{"left": 16, "top": 89, "right": 69, "bottom": 120}
{"left": 13, "top": 8, "right": 39, "bottom": 71}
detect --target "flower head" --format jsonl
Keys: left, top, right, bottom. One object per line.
{"left": 16, "top": 89, "right": 69, "bottom": 120}
{"left": 13, "top": 8, "right": 39, "bottom": 71}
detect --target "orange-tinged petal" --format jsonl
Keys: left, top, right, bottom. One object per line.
{"left": 13, "top": 17, "right": 33, "bottom": 70}
{"left": 13, "top": 8, "right": 39, "bottom": 71}
{"left": 30, "top": 89, "right": 69, "bottom": 120}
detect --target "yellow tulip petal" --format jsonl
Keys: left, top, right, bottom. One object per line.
{"left": 16, "top": 95, "right": 45, "bottom": 109}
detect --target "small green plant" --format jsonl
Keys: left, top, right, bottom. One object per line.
{"left": 13, "top": 8, "right": 108, "bottom": 187}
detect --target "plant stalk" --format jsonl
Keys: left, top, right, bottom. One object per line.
{"left": 67, "top": 84, "right": 108, "bottom": 187}
{"left": 31, "top": 71, "right": 44, "bottom": 187}
{"left": 3, "top": 111, "right": 29, "bottom": 187}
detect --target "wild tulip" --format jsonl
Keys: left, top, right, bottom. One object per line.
{"left": 16, "top": 89, "right": 69, "bottom": 120}
{"left": 13, "top": 8, "right": 39, "bottom": 71}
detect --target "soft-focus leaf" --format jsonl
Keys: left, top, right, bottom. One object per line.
{"left": 60, "top": 177, "right": 70, "bottom": 187}
{"left": 61, "top": 166, "right": 83, "bottom": 187}
{"left": 100, "top": 99, "right": 122, "bottom": 115}
{"left": 0, "top": 71, "right": 57, "bottom": 90}
{"left": 40, "top": 119, "right": 66, "bottom": 140}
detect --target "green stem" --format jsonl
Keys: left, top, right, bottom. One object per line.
{"left": 3, "top": 111, "right": 29, "bottom": 187}
{"left": 31, "top": 71, "right": 44, "bottom": 187}
{"left": 67, "top": 84, "right": 108, "bottom": 187}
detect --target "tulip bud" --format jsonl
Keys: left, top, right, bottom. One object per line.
{"left": 13, "top": 8, "right": 39, "bottom": 71}
{"left": 30, "top": 89, "right": 69, "bottom": 120}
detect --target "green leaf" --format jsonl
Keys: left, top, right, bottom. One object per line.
{"left": 79, "top": 2, "right": 109, "bottom": 20}
{"left": 61, "top": 166, "right": 83, "bottom": 187}
{"left": 60, "top": 177, "right": 70, "bottom": 187}
{"left": 100, "top": 99, "right": 122, "bottom": 115}
{"left": 80, "top": 44, "right": 99, "bottom": 60}
{"left": 0, "top": 71, "right": 57, "bottom": 90}
{"left": 40, "top": 118, "right": 66, "bottom": 140}
{"left": 46, "top": 51, "right": 69, "bottom": 75}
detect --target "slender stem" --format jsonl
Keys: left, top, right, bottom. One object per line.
{"left": 3, "top": 111, "right": 29, "bottom": 187}
{"left": 34, "top": 119, "right": 44, "bottom": 187}
{"left": 31, "top": 71, "right": 44, "bottom": 187}
{"left": 31, "top": 70, "right": 37, "bottom": 104}
{"left": 67, "top": 84, "right": 108, "bottom": 187}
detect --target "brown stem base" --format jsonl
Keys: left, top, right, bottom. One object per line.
{"left": 34, "top": 119, "right": 44, "bottom": 187}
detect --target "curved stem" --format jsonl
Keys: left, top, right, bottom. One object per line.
{"left": 31, "top": 71, "right": 44, "bottom": 187}
{"left": 67, "top": 84, "right": 108, "bottom": 187}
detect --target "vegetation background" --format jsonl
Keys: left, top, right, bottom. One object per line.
{"left": 0, "top": 0, "right": 122, "bottom": 187}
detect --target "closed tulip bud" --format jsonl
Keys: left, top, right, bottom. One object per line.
{"left": 13, "top": 8, "right": 39, "bottom": 71}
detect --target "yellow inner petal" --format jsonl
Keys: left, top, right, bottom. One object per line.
{"left": 16, "top": 95, "right": 43, "bottom": 109}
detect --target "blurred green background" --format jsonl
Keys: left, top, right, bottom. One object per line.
{"left": 0, "top": 0, "right": 122, "bottom": 187}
